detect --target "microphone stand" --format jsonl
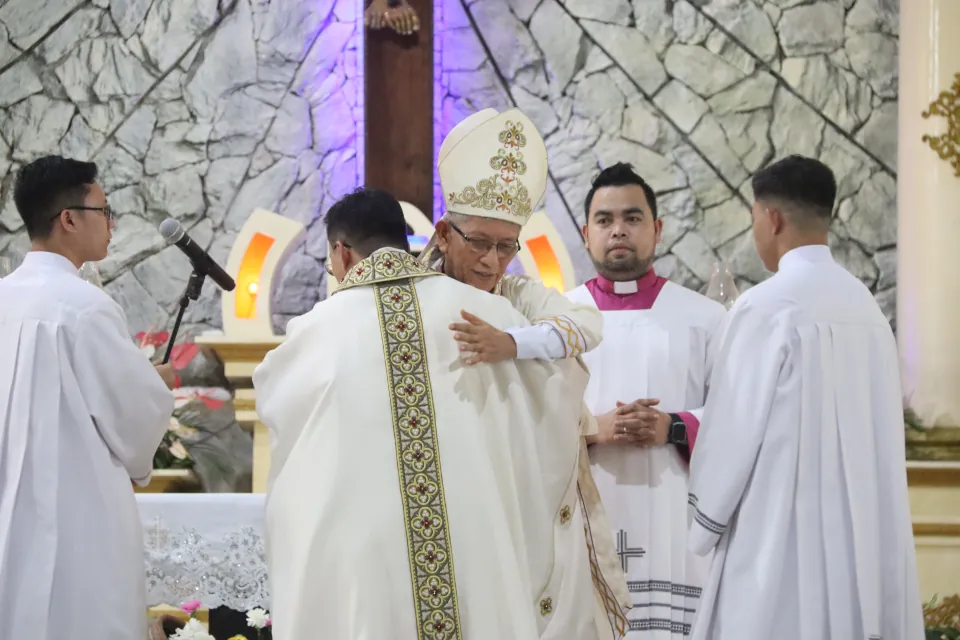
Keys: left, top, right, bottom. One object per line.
{"left": 162, "top": 268, "right": 206, "bottom": 364}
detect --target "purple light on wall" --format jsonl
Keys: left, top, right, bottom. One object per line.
{"left": 354, "top": 0, "right": 366, "bottom": 189}
{"left": 432, "top": 0, "right": 446, "bottom": 223}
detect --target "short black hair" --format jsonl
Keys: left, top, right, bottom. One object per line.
{"left": 14, "top": 155, "right": 99, "bottom": 240}
{"left": 324, "top": 188, "right": 410, "bottom": 257}
{"left": 751, "top": 155, "right": 837, "bottom": 223}
{"left": 584, "top": 162, "right": 658, "bottom": 220}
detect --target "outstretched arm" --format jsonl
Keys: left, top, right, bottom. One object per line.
{"left": 500, "top": 275, "right": 603, "bottom": 360}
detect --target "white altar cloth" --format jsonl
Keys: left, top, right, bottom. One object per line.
{"left": 137, "top": 493, "right": 269, "bottom": 611}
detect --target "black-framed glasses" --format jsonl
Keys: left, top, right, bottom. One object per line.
{"left": 449, "top": 222, "right": 520, "bottom": 259}
{"left": 57, "top": 205, "right": 114, "bottom": 222}
{"left": 324, "top": 240, "right": 351, "bottom": 276}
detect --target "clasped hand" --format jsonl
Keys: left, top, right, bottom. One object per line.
{"left": 594, "top": 399, "right": 670, "bottom": 447}
{"left": 450, "top": 310, "right": 517, "bottom": 365}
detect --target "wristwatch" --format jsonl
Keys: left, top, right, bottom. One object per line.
{"left": 666, "top": 413, "right": 687, "bottom": 446}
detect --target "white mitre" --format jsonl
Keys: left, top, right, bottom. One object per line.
{"left": 438, "top": 107, "right": 548, "bottom": 227}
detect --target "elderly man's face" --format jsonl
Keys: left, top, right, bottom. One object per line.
{"left": 435, "top": 217, "right": 521, "bottom": 292}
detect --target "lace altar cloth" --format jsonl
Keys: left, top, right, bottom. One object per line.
{"left": 137, "top": 493, "right": 269, "bottom": 611}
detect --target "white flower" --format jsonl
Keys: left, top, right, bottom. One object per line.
{"left": 170, "top": 618, "right": 215, "bottom": 640}
{"left": 246, "top": 607, "right": 271, "bottom": 630}
{"left": 140, "top": 344, "right": 156, "bottom": 358}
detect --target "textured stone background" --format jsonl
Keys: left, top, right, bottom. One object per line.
{"left": 0, "top": 0, "right": 363, "bottom": 336}
{"left": 0, "top": 0, "right": 897, "bottom": 336}
{"left": 437, "top": 0, "right": 898, "bottom": 323}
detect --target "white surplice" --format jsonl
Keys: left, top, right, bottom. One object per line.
{"left": 255, "top": 249, "right": 596, "bottom": 640}
{"left": 0, "top": 251, "right": 174, "bottom": 640}
{"left": 687, "top": 245, "right": 924, "bottom": 640}
{"left": 568, "top": 281, "right": 726, "bottom": 638}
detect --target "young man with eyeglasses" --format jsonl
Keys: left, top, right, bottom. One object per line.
{"left": 0, "top": 156, "right": 175, "bottom": 639}
{"left": 419, "top": 108, "right": 632, "bottom": 640}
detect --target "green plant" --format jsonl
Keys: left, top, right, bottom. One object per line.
{"left": 925, "top": 594, "right": 960, "bottom": 639}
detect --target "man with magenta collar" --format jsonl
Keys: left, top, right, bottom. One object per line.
{"left": 566, "top": 162, "right": 726, "bottom": 639}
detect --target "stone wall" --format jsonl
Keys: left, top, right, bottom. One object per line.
{"left": 0, "top": 0, "right": 899, "bottom": 336}
{"left": 437, "top": 0, "right": 898, "bottom": 323}
{"left": 0, "top": 0, "right": 363, "bottom": 336}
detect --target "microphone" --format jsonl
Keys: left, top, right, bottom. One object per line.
{"left": 159, "top": 218, "right": 236, "bottom": 291}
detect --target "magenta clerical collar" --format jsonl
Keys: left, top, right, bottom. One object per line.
{"left": 594, "top": 269, "right": 659, "bottom": 296}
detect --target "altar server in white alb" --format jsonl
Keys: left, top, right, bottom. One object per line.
{"left": 0, "top": 156, "right": 175, "bottom": 640}
{"left": 565, "top": 162, "right": 725, "bottom": 638}
{"left": 423, "top": 108, "right": 630, "bottom": 638}
{"left": 687, "top": 155, "right": 923, "bottom": 640}
{"left": 256, "top": 188, "right": 592, "bottom": 640}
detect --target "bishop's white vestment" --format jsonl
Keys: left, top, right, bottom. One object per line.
{"left": 255, "top": 249, "right": 598, "bottom": 640}
{"left": 498, "top": 273, "right": 632, "bottom": 639}
{"left": 688, "top": 245, "right": 924, "bottom": 640}
{"left": 0, "top": 251, "right": 174, "bottom": 640}
{"left": 568, "top": 271, "right": 726, "bottom": 638}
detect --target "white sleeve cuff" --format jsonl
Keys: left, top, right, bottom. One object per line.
{"left": 505, "top": 324, "right": 566, "bottom": 360}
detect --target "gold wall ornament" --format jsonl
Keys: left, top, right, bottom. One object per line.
{"left": 921, "top": 72, "right": 960, "bottom": 177}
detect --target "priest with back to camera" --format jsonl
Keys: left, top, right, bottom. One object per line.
{"left": 564, "top": 162, "right": 726, "bottom": 638}
{"left": 254, "top": 186, "right": 598, "bottom": 639}
{"left": 0, "top": 156, "right": 175, "bottom": 640}
{"left": 687, "top": 155, "right": 924, "bottom": 640}
{"left": 419, "top": 107, "right": 631, "bottom": 639}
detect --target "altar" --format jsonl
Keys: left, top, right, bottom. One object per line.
{"left": 139, "top": 493, "right": 269, "bottom": 612}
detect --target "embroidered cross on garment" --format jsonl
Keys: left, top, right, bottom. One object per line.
{"left": 616, "top": 529, "right": 647, "bottom": 573}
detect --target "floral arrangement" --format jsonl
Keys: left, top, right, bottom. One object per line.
{"left": 168, "top": 601, "right": 213, "bottom": 640}
{"left": 136, "top": 329, "right": 206, "bottom": 472}
{"left": 161, "top": 601, "right": 271, "bottom": 640}
{"left": 925, "top": 594, "right": 960, "bottom": 640}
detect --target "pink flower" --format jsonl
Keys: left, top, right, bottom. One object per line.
{"left": 180, "top": 600, "right": 203, "bottom": 616}
{"left": 266, "top": 619, "right": 272, "bottom": 627}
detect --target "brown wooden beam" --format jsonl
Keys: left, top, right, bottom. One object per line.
{"left": 364, "top": 0, "right": 434, "bottom": 217}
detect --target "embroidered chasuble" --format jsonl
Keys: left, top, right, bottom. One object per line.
{"left": 568, "top": 272, "right": 726, "bottom": 639}
{"left": 687, "top": 246, "right": 923, "bottom": 640}
{"left": 255, "top": 249, "right": 597, "bottom": 640}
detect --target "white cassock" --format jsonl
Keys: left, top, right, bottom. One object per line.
{"left": 687, "top": 245, "right": 924, "bottom": 640}
{"left": 568, "top": 275, "right": 725, "bottom": 638}
{"left": 255, "top": 249, "right": 596, "bottom": 640}
{"left": 0, "top": 251, "right": 173, "bottom": 640}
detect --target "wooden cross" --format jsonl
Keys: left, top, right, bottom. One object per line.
{"left": 364, "top": 0, "right": 434, "bottom": 218}
{"left": 616, "top": 529, "right": 646, "bottom": 572}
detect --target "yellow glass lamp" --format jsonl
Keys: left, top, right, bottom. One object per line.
{"left": 517, "top": 211, "right": 576, "bottom": 293}
{"left": 219, "top": 209, "right": 306, "bottom": 339}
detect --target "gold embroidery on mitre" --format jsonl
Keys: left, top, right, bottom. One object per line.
{"left": 559, "top": 505, "right": 572, "bottom": 524}
{"left": 921, "top": 72, "right": 960, "bottom": 177}
{"left": 374, "top": 276, "right": 463, "bottom": 640}
{"left": 447, "top": 120, "right": 534, "bottom": 220}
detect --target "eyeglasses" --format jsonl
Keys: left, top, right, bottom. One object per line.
{"left": 56, "top": 205, "right": 114, "bottom": 222}
{"left": 449, "top": 222, "right": 520, "bottom": 259}
{"left": 324, "top": 241, "right": 351, "bottom": 276}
